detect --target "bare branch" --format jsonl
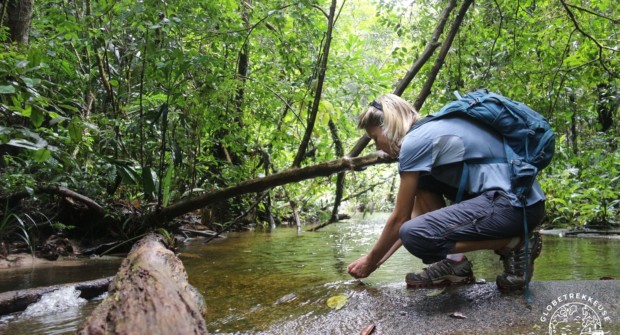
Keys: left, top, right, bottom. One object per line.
{"left": 565, "top": 2, "right": 620, "bottom": 24}
{"left": 559, "top": 0, "right": 619, "bottom": 78}
{"left": 312, "top": 4, "right": 329, "bottom": 19}
{"left": 3, "top": 185, "right": 106, "bottom": 216}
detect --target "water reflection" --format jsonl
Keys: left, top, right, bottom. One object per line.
{"left": 1, "top": 213, "right": 620, "bottom": 334}
{"left": 180, "top": 214, "right": 620, "bottom": 333}
{"left": 0, "top": 256, "right": 123, "bottom": 293}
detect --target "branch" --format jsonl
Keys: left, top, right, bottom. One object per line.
{"left": 144, "top": 152, "right": 396, "bottom": 226}
{"left": 312, "top": 4, "right": 329, "bottom": 18}
{"left": 559, "top": 0, "right": 618, "bottom": 78}
{"left": 482, "top": 0, "right": 504, "bottom": 81}
{"left": 564, "top": 3, "right": 620, "bottom": 23}
{"left": 3, "top": 185, "right": 106, "bottom": 216}
{"left": 347, "top": 0, "right": 458, "bottom": 158}
{"left": 414, "top": 0, "right": 473, "bottom": 111}
{"left": 242, "top": 75, "right": 304, "bottom": 125}
{"left": 208, "top": 4, "right": 296, "bottom": 37}
{"left": 292, "top": 0, "right": 338, "bottom": 167}
{"left": 393, "top": 0, "right": 457, "bottom": 96}
{"left": 318, "top": 180, "right": 386, "bottom": 210}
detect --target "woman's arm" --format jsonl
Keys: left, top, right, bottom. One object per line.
{"left": 347, "top": 171, "right": 419, "bottom": 278}
{"left": 378, "top": 239, "right": 402, "bottom": 266}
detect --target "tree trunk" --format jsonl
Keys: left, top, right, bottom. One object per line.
{"left": 346, "top": 0, "right": 460, "bottom": 158}
{"left": 568, "top": 90, "right": 578, "bottom": 154}
{"left": 596, "top": 83, "right": 615, "bottom": 132}
{"left": 234, "top": 0, "right": 251, "bottom": 126}
{"left": 77, "top": 234, "right": 208, "bottom": 335}
{"left": 414, "top": 0, "right": 473, "bottom": 111}
{"left": 328, "top": 118, "right": 345, "bottom": 223}
{"left": 5, "top": 0, "right": 33, "bottom": 44}
{"left": 292, "top": 0, "right": 338, "bottom": 167}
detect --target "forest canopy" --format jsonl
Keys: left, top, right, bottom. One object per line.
{"left": 0, "top": 0, "right": 618, "bottom": 246}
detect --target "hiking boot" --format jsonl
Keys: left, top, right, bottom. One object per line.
{"left": 405, "top": 257, "right": 475, "bottom": 288}
{"left": 496, "top": 232, "right": 543, "bottom": 293}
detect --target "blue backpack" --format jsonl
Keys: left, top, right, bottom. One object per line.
{"left": 412, "top": 89, "right": 555, "bottom": 202}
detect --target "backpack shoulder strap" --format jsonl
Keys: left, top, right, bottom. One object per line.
{"left": 407, "top": 115, "right": 435, "bottom": 134}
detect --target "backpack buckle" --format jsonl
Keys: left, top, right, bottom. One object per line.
{"left": 469, "top": 98, "right": 481, "bottom": 106}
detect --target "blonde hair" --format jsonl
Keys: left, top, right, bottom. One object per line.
{"left": 357, "top": 94, "right": 419, "bottom": 154}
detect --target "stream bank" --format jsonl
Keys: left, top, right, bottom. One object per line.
{"left": 2, "top": 213, "right": 620, "bottom": 334}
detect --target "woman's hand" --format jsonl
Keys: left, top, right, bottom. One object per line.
{"left": 347, "top": 255, "right": 379, "bottom": 279}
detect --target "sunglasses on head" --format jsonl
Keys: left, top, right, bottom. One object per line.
{"left": 370, "top": 100, "right": 383, "bottom": 111}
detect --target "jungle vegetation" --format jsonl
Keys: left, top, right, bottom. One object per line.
{"left": 0, "top": 0, "right": 618, "bottom": 250}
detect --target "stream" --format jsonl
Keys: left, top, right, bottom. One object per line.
{"left": 1, "top": 213, "right": 620, "bottom": 334}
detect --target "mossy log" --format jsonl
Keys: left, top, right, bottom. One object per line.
{"left": 77, "top": 234, "right": 208, "bottom": 335}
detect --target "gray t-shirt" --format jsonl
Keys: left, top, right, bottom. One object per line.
{"left": 399, "top": 116, "right": 545, "bottom": 207}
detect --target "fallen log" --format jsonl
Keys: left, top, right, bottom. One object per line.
{"left": 146, "top": 151, "right": 396, "bottom": 226}
{"left": 1, "top": 185, "right": 106, "bottom": 216}
{"left": 77, "top": 234, "right": 208, "bottom": 335}
{"left": 0, "top": 276, "right": 113, "bottom": 316}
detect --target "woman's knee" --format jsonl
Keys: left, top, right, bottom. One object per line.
{"left": 400, "top": 220, "right": 432, "bottom": 257}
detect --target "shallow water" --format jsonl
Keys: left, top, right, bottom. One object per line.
{"left": 0, "top": 256, "right": 123, "bottom": 293}
{"left": 2, "top": 213, "right": 620, "bottom": 334}
{"left": 180, "top": 213, "right": 620, "bottom": 333}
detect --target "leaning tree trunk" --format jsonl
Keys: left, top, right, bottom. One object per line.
{"left": 413, "top": 0, "right": 473, "bottom": 111}
{"left": 328, "top": 118, "right": 345, "bottom": 223}
{"left": 292, "top": 0, "right": 338, "bottom": 168}
{"left": 77, "top": 234, "right": 208, "bottom": 335}
{"left": 346, "top": 0, "right": 463, "bottom": 158}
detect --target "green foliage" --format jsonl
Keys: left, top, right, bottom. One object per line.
{"left": 0, "top": 0, "right": 618, "bottom": 234}
{"left": 541, "top": 134, "right": 620, "bottom": 228}
{"left": 0, "top": 203, "right": 36, "bottom": 254}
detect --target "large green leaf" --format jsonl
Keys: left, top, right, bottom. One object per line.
{"left": 30, "top": 108, "right": 45, "bottom": 128}
{"left": 0, "top": 85, "right": 16, "bottom": 94}
{"left": 68, "top": 118, "right": 83, "bottom": 143}
{"left": 32, "top": 148, "right": 52, "bottom": 162}
{"left": 142, "top": 166, "right": 158, "bottom": 199}
{"left": 7, "top": 138, "right": 47, "bottom": 150}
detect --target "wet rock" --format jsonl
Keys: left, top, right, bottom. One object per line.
{"left": 38, "top": 235, "right": 74, "bottom": 260}
{"left": 263, "top": 281, "right": 620, "bottom": 335}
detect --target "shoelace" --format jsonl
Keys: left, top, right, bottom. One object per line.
{"left": 422, "top": 259, "right": 458, "bottom": 279}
